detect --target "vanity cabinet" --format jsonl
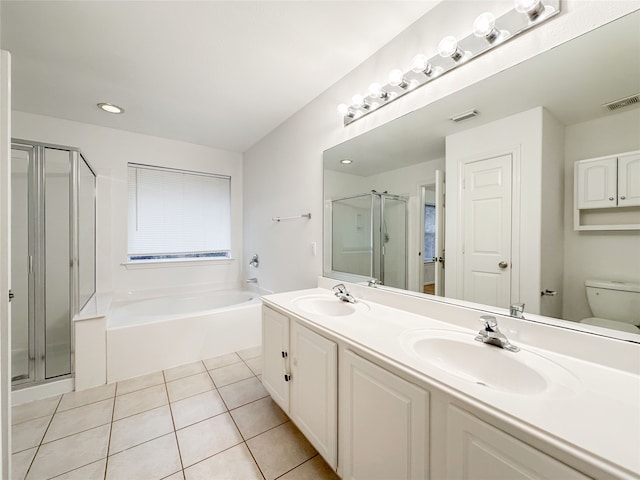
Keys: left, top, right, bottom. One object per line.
{"left": 261, "top": 305, "right": 338, "bottom": 468}
{"left": 446, "top": 405, "right": 589, "bottom": 480}
{"left": 339, "top": 349, "right": 429, "bottom": 480}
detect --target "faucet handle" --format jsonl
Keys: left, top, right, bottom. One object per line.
{"left": 510, "top": 303, "right": 525, "bottom": 318}
{"left": 479, "top": 315, "right": 497, "bottom": 330}
{"left": 332, "top": 283, "right": 347, "bottom": 295}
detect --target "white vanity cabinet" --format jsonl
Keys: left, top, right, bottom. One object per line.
{"left": 262, "top": 305, "right": 290, "bottom": 411}
{"left": 445, "top": 405, "right": 590, "bottom": 480}
{"left": 261, "top": 305, "right": 338, "bottom": 469}
{"left": 339, "top": 349, "right": 429, "bottom": 480}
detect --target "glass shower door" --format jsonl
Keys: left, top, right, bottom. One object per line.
{"left": 10, "top": 146, "right": 34, "bottom": 384}
{"left": 44, "top": 147, "right": 72, "bottom": 379}
{"left": 380, "top": 195, "right": 407, "bottom": 289}
{"left": 331, "top": 194, "right": 373, "bottom": 277}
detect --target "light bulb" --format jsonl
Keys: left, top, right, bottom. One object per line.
{"left": 411, "top": 54, "right": 433, "bottom": 76}
{"left": 473, "top": 12, "right": 499, "bottom": 42}
{"left": 514, "top": 0, "right": 545, "bottom": 20}
{"left": 438, "top": 36, "right": 463, "bottom": 61}
{"left": 368, "top": 82, "right": 387, "bottom": 99}
{"left": 388, "top": 69, "right": 407, "bottom": 88}
{"left": 352, "top": 94, "right": 369, "bottom": 109}
{"left": 337, "top": 103, "right": 352, "bottom": 118}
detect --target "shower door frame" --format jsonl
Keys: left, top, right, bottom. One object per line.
{"left": 329, "top": 191, "right": 408, "bottom": 288}
{"left": 11, "top": 139, "right": 96, "bottom": 389}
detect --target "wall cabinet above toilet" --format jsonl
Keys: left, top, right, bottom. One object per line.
{"left": 574, "top": 150, "right": 640, "bottom": 230}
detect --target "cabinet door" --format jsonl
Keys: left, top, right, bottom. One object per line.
{"left": 291, "top": 322, "right": 337, "bottom": 469}
{"left": 618, "top": 152, "right": 640, "bottom": 207}
{"left": 576, "top": 157, "right": 617, "bottom": 209}
{"left": 446, "top": 405, "right": 589, "bottom": 480}
{"left": 262, "top": 306, "right": 290, "bottom": 412}
{"left": 339, "top": 350, "right": 428, "bottom": 480}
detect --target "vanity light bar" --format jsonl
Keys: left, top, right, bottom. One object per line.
{"left": 337, "top": 0, "right": 559, "bottom": 126}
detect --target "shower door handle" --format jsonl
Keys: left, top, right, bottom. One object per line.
{"left": 28, "top": 255, "right": 33, "bottom": 274}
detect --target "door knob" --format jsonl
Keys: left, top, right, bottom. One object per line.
{"left": 498, "top": 261, "right": 509, "bottom": 269}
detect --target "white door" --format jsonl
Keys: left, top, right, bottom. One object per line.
{"left": 261, "top": 306, "right": 290, "bottom": 412}
{"left": 339, "top": 350, "right": 428, "bottom": 480}
{"left": 1, "top": 49, "right": 12, "bottom": 479}
{"left": 618, "top": 152, "right": 640, "bottom": 207}
{"left": 290, "top": 322, "right": 337, "bottom": 469}
{"left": 462, "top": 155, "right": 512, "bottom": 308}
{"left": 434, "top": 169, "right": 445, "bottom": 296}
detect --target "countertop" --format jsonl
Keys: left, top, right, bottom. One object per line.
{"left": 263, "top": 286, "right": 640, "bottom": 479}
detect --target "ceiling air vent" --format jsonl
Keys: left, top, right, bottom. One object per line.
{"left": 450, "top": 109, "right": 479, "bottom": 122}
{"left": 602, "top": 94, "right": 639, "bottom": 111}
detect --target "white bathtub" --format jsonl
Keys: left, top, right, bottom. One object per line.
{"left": 106, "top": 289, "right": 262, "bottom": 383}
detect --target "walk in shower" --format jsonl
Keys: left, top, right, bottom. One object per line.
{"left": 330, "top": 191, "right": 407, "bottom": 289}
{"left": 11, "top": 140, "right": 96, "bottom": 389}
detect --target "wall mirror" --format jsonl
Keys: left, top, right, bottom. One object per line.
{"left": 323, "top": 11, "right": 640, "bottom": 342}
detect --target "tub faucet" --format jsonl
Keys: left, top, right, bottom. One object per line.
{"left": 510, "top": 303, "right": 525, "bottom": 319}
{"left": 475, "top": 315, "right": 519, "bottom": 352}
{"left": 246, "top": 278, "right": 258, "bottom": 284}
{"left": 333, "top": 283, "right": 356, "bottom": 303}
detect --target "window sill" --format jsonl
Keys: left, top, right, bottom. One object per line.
{"left": 122, "top": 258, "right": 235, "bottom": 269}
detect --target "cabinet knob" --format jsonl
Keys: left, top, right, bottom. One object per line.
{"left": 620, "top": 195, "right": 626, "bottom": 200}
{"left": 498, "top": 261, "right": 509, "bottom": 269}
{"left": 609, "top": 197, "right": 615, "bottom": 201}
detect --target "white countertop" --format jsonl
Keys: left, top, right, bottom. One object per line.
{"left": 263, "top": 286, "right": 640, "bottom": 479}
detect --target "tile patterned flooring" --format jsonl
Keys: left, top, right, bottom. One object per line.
{"left": 11, "top": 346, "right": 340, "bottom": 480}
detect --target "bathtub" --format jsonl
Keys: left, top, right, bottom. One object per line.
{"left": 106, "top": 289, "right": 262, "bottom": 383}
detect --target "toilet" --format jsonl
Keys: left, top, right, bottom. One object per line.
{"left": 580, "top": 280, "right": 640, "bottom": 334}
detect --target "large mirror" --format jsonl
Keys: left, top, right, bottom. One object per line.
{"left": 324, "top": 11, "right": 640, "bottom": 341}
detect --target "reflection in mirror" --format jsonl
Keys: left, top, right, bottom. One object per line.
{"left": 323, "top": 12, "right": 640, "bottom": 341}
{"left": 78, "top": 154, "right": 96, "bottom": 309}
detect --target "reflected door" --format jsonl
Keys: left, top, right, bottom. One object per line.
{"left": 462, "top": 155, "right": 512, "bottom": 308}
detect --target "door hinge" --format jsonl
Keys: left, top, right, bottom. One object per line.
{"left": 8, "top": 290, "right": 14, "bottom": 302}
{"left": 284, "top": 374, "right": 292, "bottom": 382}
{"left": 281, "top": 351, "right": 288, "bottom": 358}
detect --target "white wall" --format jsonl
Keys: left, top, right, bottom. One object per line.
{"left": 562, "top": 108, "right": 640, "bottom": 321}
{"left": 12, "top": 111, "right": 244, "bottom": 295}
{"left": 243, "top": 1, "right": 638, "bottom": 294}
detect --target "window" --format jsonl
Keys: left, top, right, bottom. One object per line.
{"left": 424, "top": 203, "right": 436, "bottom": 263}
{"left": 127, "top": 163, "right": 231, "bottom": 262}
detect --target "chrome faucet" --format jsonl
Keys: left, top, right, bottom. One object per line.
{"left": 368, "top": 278, "right": 381, "bottom": 288}
{"left": 333, "top": 283, "right": 356, "bottom": 303}
{"left": 475, "top": 315, "right": 519, "bottom": 352}
{"left": 510, "top": 303, "right": 525, "bottom": 319}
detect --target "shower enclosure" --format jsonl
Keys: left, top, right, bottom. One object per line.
{"left": 11, "top": 139, "right": 96, "bottom": 388}
{"left": 331, "top": 192, "right": 407, "bottom": 289}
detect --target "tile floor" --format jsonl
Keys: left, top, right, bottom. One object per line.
{"left": 11, "top": 346, "right": 340, "bottom": 480}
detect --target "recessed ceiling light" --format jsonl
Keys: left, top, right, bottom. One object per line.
{"left": 340, "top": 159, "right": 353, "bottom": 164}
{"left": 97, "top": 102, "right": 125, "bottom": 114}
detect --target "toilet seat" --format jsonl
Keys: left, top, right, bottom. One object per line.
{"left": 580, "top": 317, "right": 640, "bottom": 334}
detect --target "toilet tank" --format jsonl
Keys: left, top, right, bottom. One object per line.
{"left": 585, "top": 280, "right": 640, "bottom": 324}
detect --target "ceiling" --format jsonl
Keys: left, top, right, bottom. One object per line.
{"left": 324, "top": 10, "right": 640, "bottom": 177}
{"left": 0, "top": 0, "right": 439, "bottom": 153}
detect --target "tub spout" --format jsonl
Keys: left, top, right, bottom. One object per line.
{"left": 246, "top": 278, "right": 258, "bottom": 284}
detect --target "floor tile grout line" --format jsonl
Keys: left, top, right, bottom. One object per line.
{"left": 273, "top": 453, "right": 322, "bottom": 480}
{"left": 164, "top": 370, "right": 186, "bottom": 476}
{"left": 104, "top": 386, "right": 119, "bottom": 480}
{"left": 21, "top": 394, "right": 62, "bottom": 479}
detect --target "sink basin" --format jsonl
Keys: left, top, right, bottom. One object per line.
{"left": 292, "top": 295, "right": 369, "bottom": 317}
{"left": 400, "top": 329, "right": 580, "bottom": 396}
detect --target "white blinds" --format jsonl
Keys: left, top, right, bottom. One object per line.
{"left": 127, "top": 164, "right": 231, "bottom": 257}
